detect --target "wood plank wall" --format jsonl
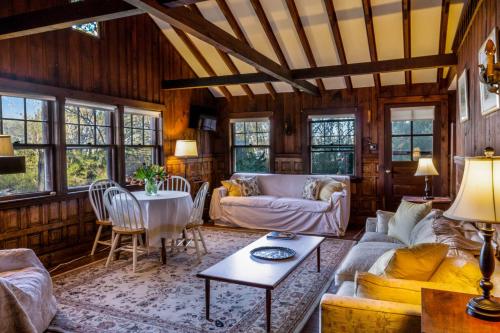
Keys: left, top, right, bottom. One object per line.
{"left": 0, "top": 1, "right": 214, "bottom": 267}
{"left": 454, "top": 0, "right": 498, "bottom": 192}
{"left": 215, "top": 84, "right": 452, "bottom": 226}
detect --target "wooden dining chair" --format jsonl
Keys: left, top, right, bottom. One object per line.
{"left": 88, "top": 179, "right": 120, "bottom": 255}
{"left": 181, "top": 182, "right": 209, "bottom": 262}
{"left": 103, "top": 186, "right": 148, "bottom": 272}
{"left": 160, "top": 175, "right": 191, "bottom": 193}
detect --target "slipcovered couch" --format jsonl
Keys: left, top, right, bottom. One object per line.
{"left": 209, "top": 173, "right": 350, "bottom": 236}
{"left": 321, "top": 210, "right": 499, "bottom": 333}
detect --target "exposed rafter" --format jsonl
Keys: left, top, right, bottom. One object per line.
{"left": 361, "top": 0, "right": 381, "bottom": 91}
{"left": 437, "top": 0, "right": 451, "bottom": 83}
{"left": 124, "top": 0, "right": 319, "bottom": 96}
{"left": 161, "top": 0, "right": 209, "bottom": 8}
{"left": 172, "top": 26, "right": 232, "bottom": 100}
{"left": 162, "top": 54, "right": 457, "bottom": 90}
{"left": 323, "top": 0, "right": 352, "bottom": 92}
{"left": 188, "top": 4, "right": 253, "bottom": 99}
{"left": 402, "top": 0, "right": 412, "bottom": 88}
{"left": 284, "top": 0, "right": 325, "bottom": 92}
{"left": 0, "top": 0, "right": 141, "bottom": 40}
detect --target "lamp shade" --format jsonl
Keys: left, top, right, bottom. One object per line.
{"left": 0, "top": 135, "right": 14, "bottom": 156}
{"left": 444, "top": 157, "right": 500, "bottom": 223}
{"left": 414, "top": 158, "right": 439, "bottom": 176}
{"left": 174, "top": 140, "right": 198, "bottom": 158}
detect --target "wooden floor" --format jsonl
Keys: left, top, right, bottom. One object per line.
{"left": 49, "top": 223, "right": 363, "bottom": 332}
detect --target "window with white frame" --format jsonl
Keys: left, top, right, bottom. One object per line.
{"left": 0, "top": 95, "right": 52, "bottom": 195}
{"left": 65, "top": 101, "right": 114, "bottom": 188}
{"left": 123, "top": 108, "right": 162, "bottom": 180}
{"left": 231, "top": 119, "right": 270, "bottom": 173}
{"left": 309, "top": 115, "right": 356, "bottom": 175}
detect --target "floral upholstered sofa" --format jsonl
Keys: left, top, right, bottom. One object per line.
{"left": 209, "top": 173, "right": 350, "bottom": 236}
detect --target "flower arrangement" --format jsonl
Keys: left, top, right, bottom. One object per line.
{"left": 134, "top": 164, "right": 167, "bottom": 196}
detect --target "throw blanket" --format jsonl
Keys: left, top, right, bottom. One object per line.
{"left": 432, "top": 217, "right": 482, "bottom": 255}
{"left": 0, "top": 249, "right": 57, "bottom": 333}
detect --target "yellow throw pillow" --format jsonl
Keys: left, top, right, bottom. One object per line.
{"left": 221, "top": 180, "right": 242, "bottom": 197}
{"left": 368, "top": 243, "right": 449, "bottom": 281}
{"left": 429, "top": 256, "right": 482, "bottom": 294}
{"left": 388, "top": 200, "right": 432, "bottom": 245}
{"left": 318, "top": 179, "right": 345, "bottom": 201}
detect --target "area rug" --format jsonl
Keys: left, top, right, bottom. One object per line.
{"left": 50, "top": 228, "right": 354, "bottom": 333}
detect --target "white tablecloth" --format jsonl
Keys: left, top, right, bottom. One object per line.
{"left": 131, "top": 191, "right": 193, "bottom": 247}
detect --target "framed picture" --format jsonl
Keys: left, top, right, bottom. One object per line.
{"left": 478, "top": 28, "right": 500, "bottom": 115}
{"left": 458, "top": 69, "right": 469, "bottom": 122}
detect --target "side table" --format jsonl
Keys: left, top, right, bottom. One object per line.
{"left": 402, "top": 195, "right": 452, "bottom": 211}
{"left": 421, "top": 288, "right": 500, "bottom": 332}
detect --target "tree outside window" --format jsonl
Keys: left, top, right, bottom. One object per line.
{"left": 231, "top": 120, "right": 270, "bottom": 173}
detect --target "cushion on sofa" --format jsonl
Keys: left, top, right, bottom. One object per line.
{"left": 376, "top": 210, "right": 394, "bottom": 234}
{"left": 235, "top": 176, "right": 260, "bottom": 196}
{"left": 359, "top": 232, "right": 404, "bottom": 244}
{"left": 302, "top": 177, "right": 321, "bottom": 200}
{"left": 336, "top": 281, "right": 355, "bottom": 296}
{"left": 368, "top": 243, "right": 449, "bottom": 281}
{"left": 335, "top": 241, "right": 405, "bottom": 285}
{"left": 408, "top": 210, "right": 439, "bottom": 245}
{"left": 220, "top": 195, "right": 278, "bottom": 208}
{"left": 388, "top": 200, "right": 432, "bottom": 245}
{"left": 270, "top": 197, "right": 330, "bottom": 213}
{"left": 429, "top": 256, "right": 482, "bottom": 294}
{"left": 318, "top": 178, "right": 345, "bottom": 201}
{"left": 221, "top": 180, "right": 242, "bottom": 196}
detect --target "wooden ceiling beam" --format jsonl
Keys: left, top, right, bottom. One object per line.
{"left": 124, "top": 0, "right": 319, "bottom": 96}
{"left": 323, "top": 0, "right": 352, "bottom": 92}
{"left": 188, "top": 4, "right": 253, "bottom": 99}
{"left": 162, "top": 54, "right": 457, "bottom": 90}
{"left": 172, "top": 26, "right": 232, "bottom": 100}
{"left": 437, "top": 0, "right": 451, "bottom": 83}
{"left": 284, "top": 0, "right": 325, "bottom": 92}
{"left": 161, "top": 0, "right": 209, "bottom": 8}
{"left": 402, "top": 0, "right": 412, "bottom": 88}
{"left": 0, "top": 0, "right": 141, "bottom": 40}
{"left": 361, "top": 0, "right": 381, "bottom": 91}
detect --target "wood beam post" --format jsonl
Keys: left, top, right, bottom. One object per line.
{"left": 437, "top": 0, "right": 451, "bottom": 83}
{"left": 362, "top": 0, "right": 381, "bottom": 91}
{"left": 403, "top": 0, "right": 412, "bottom": 88}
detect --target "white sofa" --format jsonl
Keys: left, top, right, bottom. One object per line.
{"left": 209, "top": 173, "right": 350, "bottom": 236}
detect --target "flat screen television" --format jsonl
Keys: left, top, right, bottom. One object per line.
{"left": 189, "top": 105, "right": 217, "bottom": 131}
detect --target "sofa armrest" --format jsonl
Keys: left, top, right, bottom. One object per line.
{"left": 0, "top": 248, "right": 44, "bottom": 273}
{"left": 209, "top": 186, "right": 227, "bottom": 221}
{"left": 321, "top": 294, "right": 421, "bottom": 333}
{"left": 330, "top": 189, "right": 350, "bottom": 236}
{"left": 366, "top": 217, "right": 377, "bottom": 232}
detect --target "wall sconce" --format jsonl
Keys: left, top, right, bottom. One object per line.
{"left": 284, "top": 121, "right": 293, "bottom": 136}
{"left": 479, "top": 39, "right": 500, "bottom": 95}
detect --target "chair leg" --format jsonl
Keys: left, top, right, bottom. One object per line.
{"left": 170, "top": 238, "right": 175, "bottom": 254}
{"left": 91, "top": 224, "right": 103, "bottom": 255}
{"left": 132, "top": 235, "right": 138, "bottom": 273}
{"left": 138, "top": 234, "right": 144, "bottom": 247}
{"left": 145, "top": 232, "right": 150, "bottom": 256}
{"left": 106, "top": 233, "right": 120, "bottom": 268}
{"left": 191, "top": 228, "right": 201, "bottom": 263}
{"left": 198, "top": 227, "right": 208, "bottom": 254}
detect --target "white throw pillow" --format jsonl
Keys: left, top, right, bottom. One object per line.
{"left": 302, "top": 177, "right": 321, "bottom": 200}
{"left": 388, "top": 200, "right": 432, "bottom": 245}
{"left": 376, "top": 210, "right": 394, "bottom": 234}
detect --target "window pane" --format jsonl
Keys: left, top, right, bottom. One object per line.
{"left": 3, "top": 119, "right": 25, "bottom": 144}
{"left": 66, "top": 148, "right": 109, "bottom": 187}
{"left": 27, "top": 121, "right": 48, "bottom": 144}
{"left": 392, "top": 136, "right": 411, "bottom": 160}
{"left": 96, "top": 126, "right": 109, "bottom": 145}
{"left": 144, "top": 130, "right": 154, "bottom": 145}
{"left": 65, "top": 105, "right": 79, "bottom": 124}
{"left": 245, "top": 122, "right": 256, "bottom": 133}
{"left": 125, "top": 147, "right": 154, "bottom": 178}
{"left": 234, "top": 134, "right": 245, "bottom": 145}
{"left": 124, "top": 114, "right": 132, "bottom": 127}
{"left": 392, "top": 120, "right": 411, "bottom": 135}
{"left": 72, "top": 22, "right": 99, "bottom": 38}
{"left": 311, "top": 151, "right": 354, "bottom": 175}
{"left": 247, "top": 133, "right": 257, "bottom": 145}
{"left": 234, "top": 147, "right": 269, "bottom": 173}
{"left": 144, "top": 116, "right": 154, "bottom": 129}
{"left": 257, "top": 133, "right": 269, "bottom": 145}
{"left": 132, "top": 115, "right": 143, "bottom": 128}
{"left": 26, "top": 99, "right": 48, "bottom": 121}
{"left": 80, "top": 125, "right": 94, "bottom": 145}
{"left": 234, "top": 122, "right": 244, "bottom": 134}
{"left": 95, "top": 110, "right": 107, "bottom": 126}
{"left": 1, "top": 96, "right": 24, "bottom": 119}
{"left": 257, "top": 121, "right": 269, "bottom": 132}
{"left": 0, "top": 148, "right": 49, "bottom": 195}
{"left": 66, "top": 124, "right": 79, "bottom": 145}
{"left": 124, "top": 128, "right": 132, "bottom": 145}
{"left": 79, "top": 107, "right": 95, "bottom": 126}
{"left": 413, "top": 136, "right": 433, "bottom": 157}
{"left": 132, "top": 129, "right": 143, "bottom": 145}
{"left": 413, "top": 120, "right": 433, "bottom": 135}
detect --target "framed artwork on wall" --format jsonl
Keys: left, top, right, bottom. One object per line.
{"left": 478, "top": 28, "right": 500, "bottom": 116}
{"left": 458, "top": 69, "right": 469, "bottom": 122}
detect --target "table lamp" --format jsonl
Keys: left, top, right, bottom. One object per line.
{"left": 444, "top": 148, "right": 500, "bottom": 321}
{"left": 174, "top": 140, "right": 198, "bottom": 179}
{"left": 414, "top": 157, "right": 438, "bottom": 200}
{"left": 0, "top": 135, "right": 25, "bottom": 174}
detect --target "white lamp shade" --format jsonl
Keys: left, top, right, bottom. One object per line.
{"left": 414, "top": 157, "right": 439, "bottom": 176}
{"left": 174, "top": 140, "right": 198, "bottom": 157}
{"left": 0, "top": 135, "right": 14, "bottom": 156}
{"left": 444, "top": 157, "right": 500, "bottom": 223}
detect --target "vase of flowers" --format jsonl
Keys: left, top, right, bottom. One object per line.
{"left": 134, "top": 164, "right": 167, "bottom": 196}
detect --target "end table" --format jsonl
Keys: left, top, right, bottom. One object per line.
{"left": 402, "top": 195, "right": 452, "bottom": 211}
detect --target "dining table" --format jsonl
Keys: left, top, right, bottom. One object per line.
{"left": 130, "top": 190, "right": 193, "bottom": 264}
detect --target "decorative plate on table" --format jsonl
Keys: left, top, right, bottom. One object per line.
{"left": 250, "top": 246, "right": 296, "bottom": 260}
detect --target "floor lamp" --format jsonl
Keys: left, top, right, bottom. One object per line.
{"left": 174, "top": 140, "right": 198, "bottom": 179}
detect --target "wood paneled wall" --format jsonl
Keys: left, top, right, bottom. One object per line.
{"left": 214, "top": 84, "right": 452, "bottom": 226}
{"left": 0, "top": 2, "right": 214, "bottom": 267}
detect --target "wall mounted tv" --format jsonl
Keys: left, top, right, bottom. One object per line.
{"left": 189, "top": 105, "right": 217, "bottom": 131}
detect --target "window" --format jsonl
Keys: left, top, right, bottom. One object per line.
{"left": 231, "top": 119, "right": 270, "bottom": 173}
{"left": 391, "top": 107, "right": 434, "bottom": 161}
{"left": 0, "top": 95, "right": 52, "bottom": 195}
{"left": 70, "top": 1, "right": 99, "bottom": 37}
{"left": 124, "top": 109, "right": 162, "bottom": 180}
{"left": 65, "top": 103, "right": 113, "bottom": 188}
{"left": 309, "top": 115, "right": 355, "bottom": 175}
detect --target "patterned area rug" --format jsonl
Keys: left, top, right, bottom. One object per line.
{"left": 50, "top": 228, "right": 354, "bottom": 333}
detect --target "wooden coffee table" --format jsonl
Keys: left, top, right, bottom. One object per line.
{"left": 197, "top": 234, "right": 325, "bottom": 332}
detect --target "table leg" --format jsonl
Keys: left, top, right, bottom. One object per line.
{"left": 161, "top": 238, "right": 167, "bottom": 265}
{"left": 205, "top": 279, "right": 210, "bottom": 320}
{"left": 182, "top": 229, "right": 187, "bottom": 251}
{"left": 317, "top": 245, "right": 321, "bottom": 273}
{"left": 266, "top": 289, "right": 271, "bottom": 333}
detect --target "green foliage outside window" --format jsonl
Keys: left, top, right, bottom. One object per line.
{"left": 232, "top": 120, "right": 270, "bottom": 173}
